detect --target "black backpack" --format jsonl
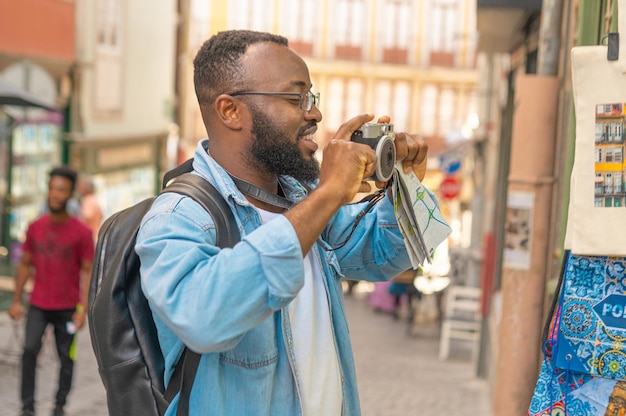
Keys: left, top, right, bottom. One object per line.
{"left": 88, "top": 161, "right": 240, "bottom": 416}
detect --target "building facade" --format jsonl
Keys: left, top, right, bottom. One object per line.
{"left": 0, "top": 0, "right": 179, "bottom": 270}
{"left": 177, "top": 0, "right": 479, "bottom": 170}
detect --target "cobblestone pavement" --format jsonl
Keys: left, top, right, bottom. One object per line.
{"left": 345, "top": 287, "right": 492, "bottom": 416}
{"left": 0, "top": 287, "right": 491, "bottom": 416}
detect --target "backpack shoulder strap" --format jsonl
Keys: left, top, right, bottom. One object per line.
{"left": 158, "top": 172, "right": 240, "bottom": 415}
{"left": 162, "top": 158, "right": 194, "bottom": 188}
{"left": 163, "top": 173, "right": 240, "bottom": 248}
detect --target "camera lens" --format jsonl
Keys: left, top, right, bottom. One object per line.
{"left": 374, "top": 136, "right": 396, "bottom": 182}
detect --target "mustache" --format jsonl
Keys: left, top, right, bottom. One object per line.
{"left": 297, "top": 122, "right": 317, "bottom": 137}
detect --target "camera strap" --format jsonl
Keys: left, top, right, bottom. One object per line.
{"left": 229, "top": 174, "right": 294, "bottom": 210}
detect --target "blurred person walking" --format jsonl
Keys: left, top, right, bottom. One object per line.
{"left": 7, "top": 166, "right": 95, "bottom": 416}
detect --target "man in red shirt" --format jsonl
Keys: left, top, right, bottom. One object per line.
{"left": 8, "top": 166, "right": 94, "bottom": 416}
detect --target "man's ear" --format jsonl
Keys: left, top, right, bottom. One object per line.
{"left": 214, "top": 94, "right": 244, "bottom": 130}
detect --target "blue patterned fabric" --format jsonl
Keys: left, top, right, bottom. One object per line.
{"left": 528, "top": 253, "right": 626, "bottom": 415}
{"left": 528, "top": 359, "right": 616, "bottom": 416}
{"left": 554, "top": 255, "right": 626, "bottom": 379}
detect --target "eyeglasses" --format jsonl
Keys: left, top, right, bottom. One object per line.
{"left": 230, "top": 91, "right": 320, "bottom": 112}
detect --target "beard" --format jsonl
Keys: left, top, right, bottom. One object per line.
{"left": 248, "top": 105, "right": 320, "bottom": 184}
{"left": 47, "top": 200, "right": 67, "bottom": 214}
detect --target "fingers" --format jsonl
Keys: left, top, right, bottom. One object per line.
{"left": 402, "top": 135, "right": 428, "bottom": 181}
{"left": 8, "top": 303, "right": 22, "bottom": 320}
{"left": 392, "top": 131, "right": 428, "bottom": 179}
{"left": 334, "top": 113, "right": 375, "bottom": 141}
{"left": 319, "top": 137, "right": 378, "bottom": 204}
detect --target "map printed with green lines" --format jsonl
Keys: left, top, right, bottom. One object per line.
{"left": 392, "top": 162, "right": 451, "bottom": 268}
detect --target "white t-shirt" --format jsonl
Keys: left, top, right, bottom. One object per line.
{"left": 257, "top": 208, "right": 342, "bottom": 415}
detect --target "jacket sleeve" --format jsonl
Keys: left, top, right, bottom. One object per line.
{"left": 136, "top": 193, "right": 304, "bottom": 353}
{"left": 323, "top": 193, "right": 412, "bottom": 281}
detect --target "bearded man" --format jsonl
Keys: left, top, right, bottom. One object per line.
{"left": 136, "top": 30, "right": 428, "bottom": 416}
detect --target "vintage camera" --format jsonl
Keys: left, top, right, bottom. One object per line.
{"left": 350, "top": 122, "right": 396, "bottom": 182}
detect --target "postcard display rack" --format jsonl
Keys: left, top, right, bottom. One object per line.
{"left": 528, "top": 3, "right": 626, "bottom": 415}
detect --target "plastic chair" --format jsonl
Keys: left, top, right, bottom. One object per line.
{"left": 438, "top": 285, "right": 481, "bottom": 361}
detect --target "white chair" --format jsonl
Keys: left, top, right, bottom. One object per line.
{"left": 438, "top": 285, "right": 482, "bottom": 361}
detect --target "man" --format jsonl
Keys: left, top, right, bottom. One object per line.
{"left": 136, "top": 30, "right": 428, "bottom": 415}
{"left": 8, "top": 166, "right": 95, "bottom": 416}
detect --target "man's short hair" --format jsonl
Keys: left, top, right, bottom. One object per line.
{"left": 49, "top": 166, "right": 78, "bottom": 191}
{"left": 193, "top": 30, "right": 289, "bottom": 105}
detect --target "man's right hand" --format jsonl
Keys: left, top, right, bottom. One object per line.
{"left": 8, "top": 301, "right": 23, "bottom": 320}
{"left": 317, "top": 113, "right": 378, "bottom": 205}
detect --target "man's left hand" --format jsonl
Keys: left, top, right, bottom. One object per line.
{"left": 374, "top": 115, "right": 428, "bottom": 187}
{"left": 393, "top": 131, "right": 428, "bottom": 181}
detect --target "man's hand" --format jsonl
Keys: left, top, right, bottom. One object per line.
{"left": 393, "top": 131, "right": 428, "bottom": 180}
{"left": 374, "top": 115, "right": 429, "bottom": 185}
{"left": 72, "top": 308, "right": 86, "bottom": 331}
{"left": 8, "top": 301, "right": 23, "bottom": 321}
{"left": 317, "top": 113, "right": 378, "bottom": 205}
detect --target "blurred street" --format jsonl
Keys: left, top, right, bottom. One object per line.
{"left": 0, "top": 284, "right": 491, "bottom": 416}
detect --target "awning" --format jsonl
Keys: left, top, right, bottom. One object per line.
{"left": 0, "top": 80, "right": 59, "bottom": 111}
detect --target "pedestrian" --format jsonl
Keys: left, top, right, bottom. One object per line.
{"left": 7, "top": 166, "right": 95, "bottom": 416}
{"left": 76, "top": 175, "right": 103, "bottom": 241}
{"left": 389, "top": 268, "right": 422, "bottom": 322}
{"left": 135, "top": 29, "right": 428, "bottom": 415}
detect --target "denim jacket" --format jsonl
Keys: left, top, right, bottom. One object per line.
{"left": 136, "top": 139, "right": 412, "bottom": 415}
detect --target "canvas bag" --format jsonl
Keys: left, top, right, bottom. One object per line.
{"left": 528, "top": 251, "right": 626, "bottom": 416}
{"left": 529, "top": 1, "right": 626, "bottom": 413}
{"left": 565, "top": 0, "right": 626, "bottom": 256}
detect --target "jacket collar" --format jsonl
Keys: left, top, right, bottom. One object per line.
{"left": 191, "top": 139, "right": 311, "bottom": 209}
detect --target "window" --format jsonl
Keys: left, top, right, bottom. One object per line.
{"left": 615, "top": 172, "right": 623, "bottom": 193}
{"left": 229, "top": 0, "right": 273, "bottom": 32}
{"left": 430, "top": 0, "right": 457, "bottom": 66}
{"left": 95, "top": 0, "right": 124, "bottom": 114}
{"left": 280, "top": 0, "right": 317, "bottom": 55}
{"left": 189, "top": 0, "right": 210, "bottom": 50}
{"left": 345, "top": 78, "right": 365, "bottom": 120}
{"left": 595, "top": 122, "right": 604, "bottom": 142}
{"left": 333, "top": 0, "right": 366, "bottom": 60}
{"left": 381, "top": 0, "right": 412, "bottom": 64}
{"left": 596, "top": 148, "right": 603, "bottom": 163}
{"left": 438, "top": 88, "right": 455, "bottom": 135}
{"left": 616, "top": 147, "right": 623, "bottom": 162}
{"left": 326, "top": 78, "right": 346, "bottom": 134}
{"left": 421, "top": 84, "right": 437, "bottom": 136}
{"left": 607, "top": 149, "right": 614, "bottom": 162}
